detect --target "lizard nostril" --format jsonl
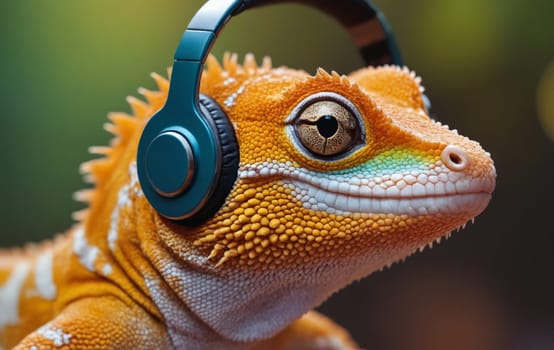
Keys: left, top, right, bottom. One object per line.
{"left": 441, "top": 145, "right": 468, "bottom": 171}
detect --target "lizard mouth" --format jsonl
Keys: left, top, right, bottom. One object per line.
{"left": 239, "top": 162, "right": 495, "bottom": 216}
{"left": 284, "top": 179, "right": 492, "bottom": 216}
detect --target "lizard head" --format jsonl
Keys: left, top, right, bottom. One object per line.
{"left": 187, "top": 54, "right": 496, "bottom": 270}
{"left": 81, "top": 53, "right": 496, "bottom": 341}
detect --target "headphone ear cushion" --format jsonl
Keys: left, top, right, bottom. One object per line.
{"left": 184, "top": 94, "right": 240, "bottom": 225}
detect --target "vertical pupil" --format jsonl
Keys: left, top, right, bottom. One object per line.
{"left": 316, "top": 115, "right": 338, "bottom": 138}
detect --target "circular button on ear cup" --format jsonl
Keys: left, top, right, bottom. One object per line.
{"left": 145, "top": 131, "right": 195, "bottom": 198}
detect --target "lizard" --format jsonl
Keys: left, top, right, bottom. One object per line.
{"left": 0, "top": 52, "right": 496, "bottom": 349}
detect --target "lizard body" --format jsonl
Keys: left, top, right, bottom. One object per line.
{"left": 0, "top": 53, "right": 495, "bottom": 349}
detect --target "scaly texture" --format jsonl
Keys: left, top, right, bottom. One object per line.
{"left": 0, "top": 53, "right": 495, "bottom": 350}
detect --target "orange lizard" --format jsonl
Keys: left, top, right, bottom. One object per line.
{"left": 0, "top": 52, "right": 496, "bottom": 349}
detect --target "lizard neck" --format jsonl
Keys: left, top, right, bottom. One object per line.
{"left": 138, "top": 212, "right": 392, "bottom": 347}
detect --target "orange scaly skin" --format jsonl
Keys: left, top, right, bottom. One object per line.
{"left": 0, "top": 53, "right": 496, "bottom": 349}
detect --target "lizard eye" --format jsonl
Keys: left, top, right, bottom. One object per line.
{"left": 287, "top": 92, "right": 364, "bottom": 159}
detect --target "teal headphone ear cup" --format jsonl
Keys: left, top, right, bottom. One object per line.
{"left": 182, "top": 94, "right": 239, "bottom": 225}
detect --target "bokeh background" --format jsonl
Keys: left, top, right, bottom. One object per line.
{"left": 1, "top": 1, "right": 553, "bottom": 349}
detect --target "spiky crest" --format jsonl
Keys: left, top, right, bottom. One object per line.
{"left": 202, "top": 52, "right": 273, "bottom": 85}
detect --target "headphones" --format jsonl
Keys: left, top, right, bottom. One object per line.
{"left": 137, "top": 0, "right": 404, "bottom": 225}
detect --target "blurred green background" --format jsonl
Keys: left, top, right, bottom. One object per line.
{"left": 1, "top": 1, "right": 553, "bottom": 349}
